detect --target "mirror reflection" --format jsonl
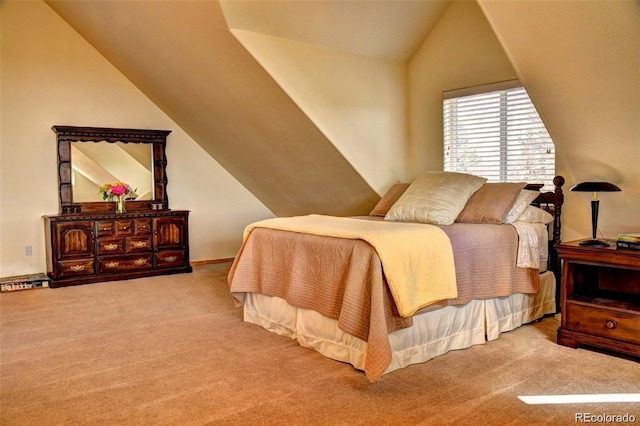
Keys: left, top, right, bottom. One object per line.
{"left": 71, "top": 142, "right": 154, "bottom": 202}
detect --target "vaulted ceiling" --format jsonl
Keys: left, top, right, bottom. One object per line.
{"left": 45, "top": 0, "right": 639, "bottom": 233}
{"left": 45, "top": 0, "right": 384, "bottom": 217}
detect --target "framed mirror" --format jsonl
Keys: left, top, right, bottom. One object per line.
{"left": 53, "top": 126, "right": 172, "bottom": 214}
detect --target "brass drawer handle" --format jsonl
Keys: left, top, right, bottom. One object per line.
{"left": 105, "top": 261, "right": 119, "bottom": 269}
{"left": 134, "top": 258, "right": 148, "bottom": 266}
{"left": 132, "top": 241, "right": 149, "bottom": 248}
{"left": 69, "top": 264, "right": 85, "bottom": 272}
{"left": 164, "top": 256, "right": 177, "bottom": 263}
{"left": 104, "top": 243, "right": 119, "bottom": 251}
{"left": 606, "top": 320, "right": 617, "bottom": 330}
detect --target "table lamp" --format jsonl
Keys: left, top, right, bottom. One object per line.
{"left": 570, "top": 181, "right": 621, "bottom": 246}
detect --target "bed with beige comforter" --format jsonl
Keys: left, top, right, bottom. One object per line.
{"left": 229, "top": 216, "right": 542, "bottom": 381}
{"left": 228, "top": 173, "right": 564, "bottom": 381}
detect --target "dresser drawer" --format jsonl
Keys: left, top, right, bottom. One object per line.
{"left": 566, "top": 303, "right": 640, "bottom": 344}
{"left": 59, "top": 259, "right": 95, "bottom": 277}
{"left": 134, "top": 219, "right": 152, "bottom": 236}
{"left": 126, "top": 237, "right": 152, "bottom": 253}
{"left": 98, "top": 254, "right": 153, "bottom": 274}
{"left": 98, "top": 238, "right": 125, "bottom": 255}
{"left": 155, "top": 250, "right": 186, "bottom": 268}
{"left": 96, "top": 221, "right": 114, "bottom": 237}
{"left": 116, "top": 220, "right": 134, "bottom": 236}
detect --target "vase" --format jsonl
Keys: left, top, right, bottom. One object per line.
{"left": 115, "top": 195, "right": 126, "bottom": 214}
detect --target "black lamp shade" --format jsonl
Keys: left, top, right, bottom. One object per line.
{"left": 570, "top": 181, "right": 621, "bottom": 192}
{"left": 570, "top": 181, "right": 621, "bottom": 246}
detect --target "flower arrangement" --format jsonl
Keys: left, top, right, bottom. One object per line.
{"left": 99, "top": 182, "right": 137, "bottom": 201}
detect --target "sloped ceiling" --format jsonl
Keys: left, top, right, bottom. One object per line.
{"left": 478, "top": 0, "right": 639, "bottom": 236}
{"left": 45, "top": 0, "right": 381, "bottom": 217}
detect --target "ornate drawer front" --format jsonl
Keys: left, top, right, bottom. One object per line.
{"left": 59, "top": 259, "right": 95, "bottom": 277}
{"left": 97, "top": 221, "right": 114, "bottom": 237}
{"left": 116, "top": 220, "right": 134, "bottom": 236}
{"left": 126, "top": 237, "right": 152, "bottom": 253}
{"left": 98, "top": 238, "right": 125, "bottom": 255}
{"left": 155, "top": 250, "right": 186, "bottom": 268}
{"left": 134, "top": 219, "right": 152, "bottom": 236}
{"left": 98, "top": 255, "right": 153, "bottom": 274}
{"left": 566, "top": 303, "right": 640, "bottom": 344}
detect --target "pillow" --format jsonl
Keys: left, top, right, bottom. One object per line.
{"left": 456, "top": 182, "right": 527, "bottom": 224}
{"left": 369, "top": 182, "right": 410, "bottom": 216}
{"left": 503, "top": 189, "right": 540, "bottom": 223}
{"left": 385, "top": 172, "right": 487, "bottom": 225}
{"left": 517, "top": 205, "right": 554, "bottom": 224}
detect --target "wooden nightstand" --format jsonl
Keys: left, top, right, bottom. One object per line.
{"left": 555, "top": 240, "right": 640, "bottom": 358}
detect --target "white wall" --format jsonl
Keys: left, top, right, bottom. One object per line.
{"left": 0, "top": 0, "right": 273, "bottom": 277}
{"left": 408, "top": 1, "right": 582, "bottom": 241}
{"left": 231, "top": 30, "right": 409, "bottom": 194}
{"left": 408, "top": 0, "right": 517, "bottom": 176}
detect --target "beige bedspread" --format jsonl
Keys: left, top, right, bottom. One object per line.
{"left": 243, "top": 215, "right": 457, "bottom": 316}
{"left": 228, "top": 217, "right": 539, "bottom": 381}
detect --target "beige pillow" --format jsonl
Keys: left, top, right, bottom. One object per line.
{"left": 385, "top": 172, "right": 487, "bottom": 225}
{"left": 369, "top": 182, "right": 410, "bottom": 216}
{"left": 456, "top": 182, "right": 526, "bottom": 224}
{"left": 503, "top": 189, "right": 541, "bottom": 223}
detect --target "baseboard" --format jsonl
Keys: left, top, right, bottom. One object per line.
{"left": 190, "top": 258, "right": 234, "bottom": 267}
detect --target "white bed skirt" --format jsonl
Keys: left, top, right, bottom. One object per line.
{"left": 243, "top": 271, "right": 556, "bottom": 376}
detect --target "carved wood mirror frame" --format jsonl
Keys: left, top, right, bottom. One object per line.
{"left": 53, "top": 126, "right": 172, "bottom": 214}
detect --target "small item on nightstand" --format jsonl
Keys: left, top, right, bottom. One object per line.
{"left": 617, "top": 232, "right": 640, "bottom": 251}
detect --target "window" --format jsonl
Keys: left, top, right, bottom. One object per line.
{"left": 443, "top": 80, "right": 555, "bottom": 190}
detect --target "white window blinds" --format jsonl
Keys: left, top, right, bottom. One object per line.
{"left": 443, "top": 80, "right": 555, "bottom": 190}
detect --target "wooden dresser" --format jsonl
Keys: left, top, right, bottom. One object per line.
{"left": 45, "top": 125, "right": 193, "bottom": 288}
{"left": 45, "top": 210, "right": 192, "bottom": 288}
{"left": 556, "top": 240, "right": 640, "bottom": 358}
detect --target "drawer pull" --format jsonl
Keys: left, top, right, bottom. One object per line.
{"left": 104, "top": 243, "right": 119, "bottom": 251}
{"left": 164, "top": 255, "right": 177, "bottom": 263}
{"left": 606, "top": 320, "right": 617, "bottom": 330}
{"left": 105, "top": 261, "right": 119, "bottom": 269}
{"left": 134, "top": 258, "right": 148, "bottom": 266}
{"left": 131, "top": 241, "right": 149, "bottom": 248}
{"left": 69, "top": 264, "right": 85, "bottom": 272}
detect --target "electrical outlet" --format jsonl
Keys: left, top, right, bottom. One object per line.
{"left": 25, "top": 245, "right": 32, "bottom": 256}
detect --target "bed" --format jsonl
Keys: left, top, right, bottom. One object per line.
{"left": 228, "top": 173, "right": 565, "bottom": 381}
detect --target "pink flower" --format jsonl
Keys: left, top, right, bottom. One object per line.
{"left": 110, "top": 185, "right": 127, "bottom": 196}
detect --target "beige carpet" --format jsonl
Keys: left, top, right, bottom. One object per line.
{"left": 1, "top": 263, "right": 638, "bottom": 425}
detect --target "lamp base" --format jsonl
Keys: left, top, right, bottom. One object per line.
{"left": 578, "top": 238, "right": 610, "bottom": 247}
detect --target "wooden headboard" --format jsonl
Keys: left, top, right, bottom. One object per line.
{"left": 525, "top": 175, "right": 565, "bottom": 311}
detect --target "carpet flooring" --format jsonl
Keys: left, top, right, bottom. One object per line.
{"left": 1, "top": 263, "right": 638, "bottom": 425}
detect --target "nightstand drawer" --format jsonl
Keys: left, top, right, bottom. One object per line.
{"left": 566, "top": 303, "right": 640, "bottom": 344}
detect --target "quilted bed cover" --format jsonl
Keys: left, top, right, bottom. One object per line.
{"left": 228, "top": 217, "right": 539, "bottom": 381}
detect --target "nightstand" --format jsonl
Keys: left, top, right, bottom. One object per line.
{"left": 556, "top": 240, "right": 640, "bottom": 358}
